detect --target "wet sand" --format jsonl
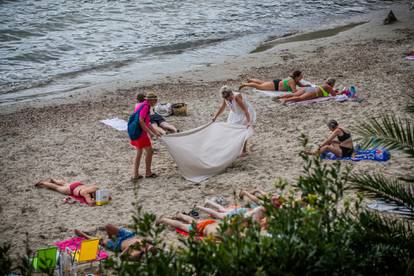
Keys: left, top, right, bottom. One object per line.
{"left": 0, "top": 5, "right": 413, "bottom": 257}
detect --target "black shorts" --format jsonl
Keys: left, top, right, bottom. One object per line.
{"left": 340, "top": 146, "right": 354, "bottom": 157}
{"left": 273, "top": 79, "right": 281, "bottom": 91}
{"left": 150, "top": 113, "right": 165, "bottom": 125}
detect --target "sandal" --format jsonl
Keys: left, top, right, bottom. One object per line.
{"left": 131, "top": 175, "right": 144, "bottom": 182}
{"left": 145, "top": 173, "right": 158, "bottom": 178}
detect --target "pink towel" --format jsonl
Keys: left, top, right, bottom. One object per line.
{"left": 287, "top": 96, "right": 335, "bottom": 106}
{"left": 53, "top": 237, "right": 108, "bottom": 261}
{"left": 63, "top": 195, "right": 88, "bottom": 205}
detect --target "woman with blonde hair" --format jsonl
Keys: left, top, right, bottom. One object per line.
{"left": 212, "top": 86, "right": 256, "bottom": 156}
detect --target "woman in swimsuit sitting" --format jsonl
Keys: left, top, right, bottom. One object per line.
{"left": 239, "top": 70, "right": 309, "bottom": 92}
{"left": 278, "top": 78, "right": 336, "bottom": 104}
{"left": 314, "top": 120, "right": 354, "bottom": 158}
{"left": 35, "top": 178, "right": 98, "bottom": 206}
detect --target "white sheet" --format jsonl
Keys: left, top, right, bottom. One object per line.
{"left": 100, "top": 118, "right": 128, "bottom": 131}
{"left": 161, "top": 122, "right": 253, "bottom": 183}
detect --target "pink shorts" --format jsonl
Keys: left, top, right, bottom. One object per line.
{"left": 130, "top": 132, "right": 151, "bottom": 149}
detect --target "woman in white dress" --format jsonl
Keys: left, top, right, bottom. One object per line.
{"left": 212, "top": 86, "right": 256, "bottom": 156}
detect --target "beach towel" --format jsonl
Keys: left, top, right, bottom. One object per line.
{"left": 286, "top": 96, "right": 336, "bottom": 105}
{"left": 367, "top": 199, "right": 414, "bottom": 217}
{"left": 249, "top": 89, "right": 291, "bottom": 97}
{"left": 53, "top": 237, "right": 108, "bottom": 261}
{"left": 405, "top": 55, "right": 414, "bottom": 61}
{"left": 100, "top": 118, "right": 128, "bottom": 131}
{"left": 175, "top": 228, "right": 204, "bottom": 240}
{"left": 161, "top": 122, "right": 253, "bottom": 183}
{"left": 63, "top": 195, "right": 88, "bottom": 205}
{"left": 320, "top": 147, "right": 390, "bottom": 162}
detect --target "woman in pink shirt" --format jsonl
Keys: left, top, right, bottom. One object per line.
{"left": 131, "top": 93, "right": 161, "bottom": 180}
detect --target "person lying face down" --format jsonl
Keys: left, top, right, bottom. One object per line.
{"left": 75, "top": 224, "right": 156, "bottom": 260}
{"left": 276, "top": 78, "right": 337, "bottom": 104}
{"left": 239, "top": 70, "right": 310, "bottom": 92}
{"left": 156, "top": 213, "right": 221, "bottom": 240}
{"left": 35, "top": 178, "right": 100, "bottom": 206}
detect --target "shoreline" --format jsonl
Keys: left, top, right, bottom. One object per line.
{"left": 1, "top": 4, "right": 413, "bottom": 257}
{"left": 0, "top": 3, "right": 408, "bottom": 115}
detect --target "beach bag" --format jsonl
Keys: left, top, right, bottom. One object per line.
{"left": 172, "top": 103, "right": 188, "bottom": 116}
{"left": 127, "top": 104, "right": 149, "bottom": 140}
{"left": 96, "top": 189, "right": 111, "bottom": 206}
{"left": 155, "top": 103, "right": 173, "bottom": 117}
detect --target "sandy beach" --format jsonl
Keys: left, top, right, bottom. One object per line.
{"left": 1, "top": 4, "right": 413, "bottom": 258}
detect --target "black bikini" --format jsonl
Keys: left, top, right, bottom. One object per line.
{"left": 338, "top": 128, "right": 353, "bottom": 157}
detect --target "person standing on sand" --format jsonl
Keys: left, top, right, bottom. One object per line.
{"left": 131, "top": 93, "right": 162, "bottom": 180}
{"left": 212, "top": 85, "right": 256, "bottom": 157}
{"left": 239, "top": 70, "right": 310, "bottom": 92}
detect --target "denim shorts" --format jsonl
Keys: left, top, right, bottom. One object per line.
{"left": 106, "top": 228, "right": 135, "bottom": 251}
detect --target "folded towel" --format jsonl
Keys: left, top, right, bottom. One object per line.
{"left": 100, "top": 117, "right": 128, "bottom": 131}
{"left": 321, "top": 147, "right": 390, "bottom": 162}
{"left": 53, "top": 237, "right": 108, "bottom": 260}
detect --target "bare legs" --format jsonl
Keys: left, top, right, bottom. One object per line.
{"left": 319, "top": 144, "right": 342, "bottom": 157}
{"left": 159, "top": 122, "right": 177, "bottom": 133}
{"left": 280, "top": 91, "right": 318, "bottom": 104}
{"left": 239, "top": 80, "right": 275, "bottom": 91}
{"left": 133, "top": 147, "right": 154, "bottom": 179}
{"left": 157, "top": 213, "right": 196, "bottom": 231}
{"left": 35, "top": 179, "right": 71, "bottom": 195}
{"left": 151, "top": 123, "right": 167, "bottom": 136}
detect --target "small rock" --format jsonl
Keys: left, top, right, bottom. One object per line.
{"left": 383, "top": 10, "right": 397, "bottom": 25}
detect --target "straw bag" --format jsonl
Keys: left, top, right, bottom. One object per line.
{"left": 172, "top": 103, "right": 187, "bottom": 116}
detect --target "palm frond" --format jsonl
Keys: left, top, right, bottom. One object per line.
{"left": 406, "top": 102, "right": 414, "bottom": 113}
{"left": 350, "top": 173, "right": 414, "bottom": 210}
{"left": 358, "top": 211, "right": 414, "bottom": 251}
{"left": 353, "top": 116, "right": 414, "bottom": 157}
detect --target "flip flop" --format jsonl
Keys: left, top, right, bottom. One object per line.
{"left": 131, "top": 175, "right": 144, "bottom": 182}
{"left": 145, "top": 173, "right": 158, "bottom": 178}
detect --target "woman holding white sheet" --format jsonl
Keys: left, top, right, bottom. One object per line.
{"left": 212, "top": 85, "right": 256, "bottom": 157}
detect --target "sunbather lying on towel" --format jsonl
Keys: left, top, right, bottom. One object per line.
{"left": 311, "top": 119, "right": 354, "bottom": 158}
{"left": 195, "top": 199, "right": 252, "bottom": 219}
{"left": 239, "top": 70, "right": 309, "bottom": 92}
{"left": 75, "top": 224, "right": 155, "bottom": 260}
{"left": 35, "top": 178, "right": 99, "bottom": 206}
{"left": 137, "top": 93, "right": 178, "bottom": 135}
{"left": 277, "top": 78, "right": 336, "bottom": 104}
{"left": 156, "top": 213, "right": 221, "bottom": 239}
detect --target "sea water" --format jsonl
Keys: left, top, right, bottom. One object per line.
{"left": 0, "top": 0, "right": 401, "bottom": 104}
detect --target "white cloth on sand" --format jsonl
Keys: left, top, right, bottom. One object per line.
{"left": 100, "top": 117, "right": 128, "bottom": 131}
{"left": 161, "top": 122, "right": 254, "bottom": 183}
{"left": 225, "top": 92, "right": 256, "bottom": 125}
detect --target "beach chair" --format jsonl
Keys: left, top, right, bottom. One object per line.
{"left": 31, "top": 246, "right": 62, "bottom": 275}
{"left": 66, "top": 238, "right": 100, "bottom": 276}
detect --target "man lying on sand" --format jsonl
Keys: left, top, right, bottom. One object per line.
{"left": 75, "top": 224, "right": 155, "bottom": 260}
{"left": 195, "top": 199, "right": 253, "bottom": 220}
{"left": 276, "top": 78, "right": 337, "bottom": 104}
{"left": 35, "top": 178, "right": 99, "bottom": 206}
{"left": 157, "top": 213, "right": 221, "bottom": 239}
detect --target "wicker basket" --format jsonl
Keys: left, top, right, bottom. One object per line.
{"left": 172, "top": 103, "right": 188, "bottom": 116}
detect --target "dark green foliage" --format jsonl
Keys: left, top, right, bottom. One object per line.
{"left": 103, "top": 136, "right": 413, "bottom": 275}
{"left": 0, "top": 243, "right": 13, "bottom": 275}
{"left": 353, "top": 115, "right": 414, "bottom": 156}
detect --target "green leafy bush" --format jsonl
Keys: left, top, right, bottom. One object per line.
{"left": 105, "top": 136, "right": 413, "bottom": 275}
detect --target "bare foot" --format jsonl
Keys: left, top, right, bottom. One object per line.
{"left": 155, "top": 215, "right": 165, "bottom": 226}
{"left": 238, "top": 84, "right": 246, "bottom": 90}
{"left": 240, "top": 152, "right": 248, "bottom": 158}
{"left": 34, "top": 181, "right": 45, "bottom": 188}
{"left": 239, "top": 190, "right": 245, "bottom": 199}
